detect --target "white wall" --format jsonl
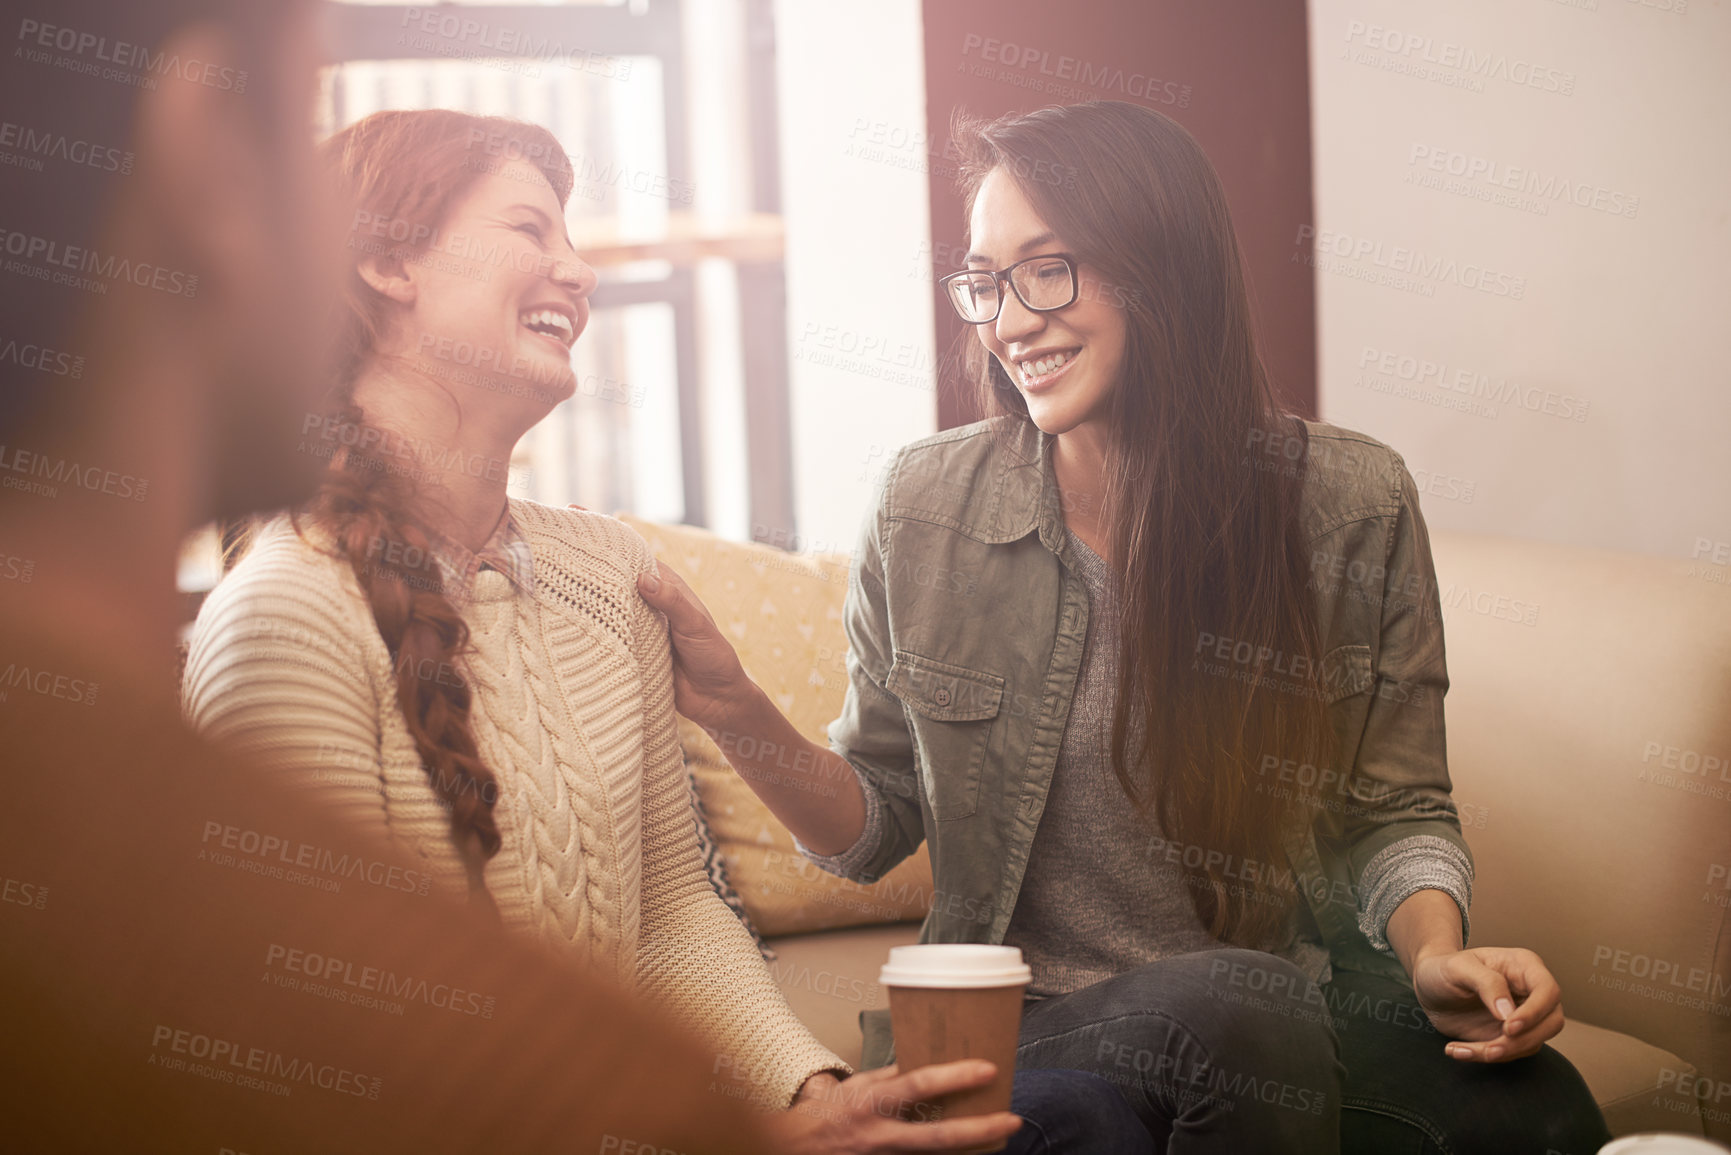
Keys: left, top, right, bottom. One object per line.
{"left": 773, "top": 0, "right": 938, "bottom": 556}
{"left": 683, "top": 0, "right": 754, "bottom": 542}
{"left": 1306, "top": 0, "right": 1729, "bottom": 560}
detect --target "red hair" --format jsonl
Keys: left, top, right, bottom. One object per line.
{"left": 298, "top": 110, "right": 573, "bottom": 911}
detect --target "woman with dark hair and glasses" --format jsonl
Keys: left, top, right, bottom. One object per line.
{"left": 641, "top": 101, "right": 1611, "bottom": 1152}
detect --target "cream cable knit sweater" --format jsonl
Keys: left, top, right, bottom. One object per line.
{"left": 182, "top": 498, "right": 845, "bottom": 1110}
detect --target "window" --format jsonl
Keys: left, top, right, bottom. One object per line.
{"left": 180, "top": 2, "right": 940, "bottom": 611}
{"left": 317, "top": 0, "right": 794, "bottom": 533}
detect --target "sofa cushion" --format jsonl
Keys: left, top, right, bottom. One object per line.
{"left": 621, "top": 515, "right": 935, "bottom": 937}
{"left": 1429, "top": 530, "right": 1731, "bottom": 1144}
{"left": 1548, "top": 1018, "right": 1706, "bottom": 1136}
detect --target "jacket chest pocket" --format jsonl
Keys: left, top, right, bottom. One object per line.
{"left": 885, "top": 649, "right": 1003, "bottom": 822}
{"left": 1319, "top": 644, "right": 1374, "bottom": 705}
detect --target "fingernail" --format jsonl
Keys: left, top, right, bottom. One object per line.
{"left": 1495, "top": 998, "right": 1514, "bottom": 1019}
{"left": 1506, "top": 1019, "right": 1524, "bottom": 1035}
{"left": 1446, "top": 1044, "right": 1471, "bottom": 1059}
{"left": 640, "top": 569, "right": 660, "bottom": 593}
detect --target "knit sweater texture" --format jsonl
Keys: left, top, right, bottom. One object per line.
{"left": 182, "top": 498, "right": 844, "bottom": 1109}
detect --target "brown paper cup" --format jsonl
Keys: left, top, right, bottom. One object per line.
{"left": 881, "top": 945, "right": 1032, "bottom": 1154}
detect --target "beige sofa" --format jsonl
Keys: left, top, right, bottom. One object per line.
{"left": 627, "top": 516, "right": 1731, "bottom": 1141}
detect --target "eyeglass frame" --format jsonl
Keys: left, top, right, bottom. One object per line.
{"left": 936, "top": 253, "right": 1080, "bottom": 325}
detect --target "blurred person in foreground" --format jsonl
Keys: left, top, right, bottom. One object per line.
{"left": 0, "top": 1, "right": 882, "bottom": 1150}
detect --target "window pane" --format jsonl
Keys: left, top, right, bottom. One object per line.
{"left": 521, "top": 302, "right": 683, "bottom": 520}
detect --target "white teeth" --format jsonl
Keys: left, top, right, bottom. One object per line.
{"left": 1017, "top": 349, "right": 1074, "bottom": 380}
{"left": 520, "top": 308, "right": 575, "bottom": 344}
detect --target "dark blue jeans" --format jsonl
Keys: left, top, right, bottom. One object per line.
{"left": 998, "top": 950, "right": 1612, "bottom": 1154}
{"left": 1014, "top": 949, "right": 1343, "bottom": 1153}
{"left": 1324, "top": 967, "right": 1611, "bottom": 1155}
{"left": 1005, "top": 1068, "right": 1154, "bottom": 1154}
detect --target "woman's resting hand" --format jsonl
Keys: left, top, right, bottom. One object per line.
{"left": 1411, "top": 945, "right": 1566, "bottom": 1063}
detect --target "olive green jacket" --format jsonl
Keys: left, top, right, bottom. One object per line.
{"left": 824, "top": 416, "right": 1470, "bottom": 1068}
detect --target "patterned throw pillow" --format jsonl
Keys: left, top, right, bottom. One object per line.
{"left": 621, "top": 515, "right": 934, "bottom": 943}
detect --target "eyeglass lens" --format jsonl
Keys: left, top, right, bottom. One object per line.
{"left": 947, "top": 258, "right": 1074, "bottom": 322}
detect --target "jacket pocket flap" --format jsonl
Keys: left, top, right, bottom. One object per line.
{"left": 886, "top": 651, "right": 1004, "bottom": 721}
{"left": 1319, "top": 644, "right": 1374, "bottom": 704}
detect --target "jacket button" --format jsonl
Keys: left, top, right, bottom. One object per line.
{"left": 934, "top": 687, "right": 952, "bottom": 707}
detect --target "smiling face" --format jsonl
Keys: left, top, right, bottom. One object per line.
{"left": 380, "top": 157, "right": 595, "bottom": 414}
{"left": 966, "top": 166, "right": 1126, "bottom": 440}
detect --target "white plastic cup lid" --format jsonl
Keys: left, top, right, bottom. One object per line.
{"left": 879, "top": 944, "right": 1032, "bottom": 989}
{"left": 1598, "top": 1136, "right": 1731, "bottom": 1155}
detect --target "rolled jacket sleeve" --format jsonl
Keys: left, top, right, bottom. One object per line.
{"left": 793, "top": 760, "right": 887, "bottom": 877}
{"left": 1339, "top": 459, "right": 1475, "bottom": 949}
{"left": 1357, "top": 835, "right": 1473, "bottom": 953}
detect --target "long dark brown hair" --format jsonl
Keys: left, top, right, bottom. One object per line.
{"left": 951, "top": 102, "right": 1334, "bottom": 949}
{"left": 295, "top": 110, "right": 573, "bottom": 908}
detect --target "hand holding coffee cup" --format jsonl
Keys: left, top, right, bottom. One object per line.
{"left": 880, "top": 945, "right": 1033, "bottom": 1155}
{"left": 769, "top": 1061, "right": 1022, "bottom": 1155}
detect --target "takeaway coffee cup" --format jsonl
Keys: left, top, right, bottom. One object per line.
{"left": 880, "top": 944, "right": 1032, "bottom": 1154}
{"left": 1598, "top": 1137, "right": 1731, "bottom": 1155}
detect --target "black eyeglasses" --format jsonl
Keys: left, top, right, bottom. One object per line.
{"left": 938, "top": 254, "right": 1079, "bottom": 324}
